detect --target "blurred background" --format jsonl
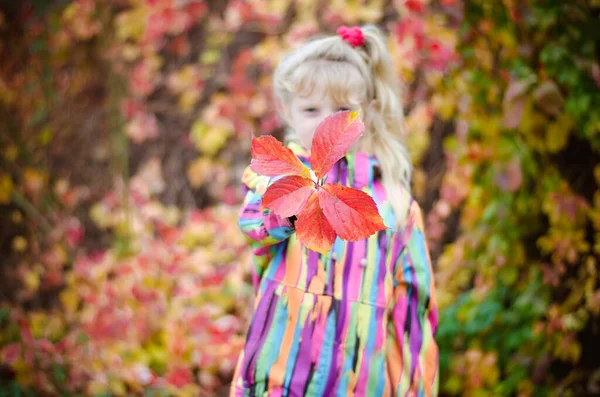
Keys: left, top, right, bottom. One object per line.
{"left": 1, "top": 0, "right": 599, "bottom": 396}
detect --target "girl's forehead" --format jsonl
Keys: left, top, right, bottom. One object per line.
{"left": 288, "top": 59, "right": 368, "bottom": 105}
{"left": 292, "top": 83, "right": 363, "bottom": 106}
{"left": 294, "top": 90, "right": 333, "bottom": 103}
{"left": 292, "top": 90, "right": 351, "bottom": 106}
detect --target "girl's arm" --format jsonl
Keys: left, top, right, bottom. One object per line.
{"left": 390, "top": 199, "right": 439, "bottom": 396}
{"left": 237, "top": 166, "right": 295, "bottom": 288}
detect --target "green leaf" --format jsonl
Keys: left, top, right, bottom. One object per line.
{"left": 54, "top": 364, "right": 66, "bottom": 383}
{"left": 0, "top": 308, "right": 10, "bottom": 325}
{"left": 498, "top": 266, "right": 518, "bottom": 286}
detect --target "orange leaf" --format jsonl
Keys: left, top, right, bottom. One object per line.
{"left": 296, "top": 192, "right": 337, "bottom": 254}
{"left": 318, "top": 183, "right": 387, "bottom": 241}
{"left": 262, "top": 175, "right": 316, "bottom": 217}
{"left": 250, "top": 135, "right": 311, "bottom": 178}
{"left": 310, "top": 111, "right": 365, "bottom": 180}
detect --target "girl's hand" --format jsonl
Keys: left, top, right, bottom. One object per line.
{"left": 288, "top": 215, "right": 297, "bottom": 228}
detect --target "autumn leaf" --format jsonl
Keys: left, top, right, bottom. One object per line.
{"left": 250, "top": 111, "right": 386, "bottom": 254}
{"left": 310, "top": 110, "right": 365, "bottom": 180}
{"left": 295, "top": 192, "right": 337, "bottom": 254}
{"left": 404, "top": 0, "right": 426, "bottom": 13}
{"left": 126, "top": 112, "right": 159, "bottom": 143}
{"left": 502, "top": 75, "right": 536, "bottom": 128}
{"left": 165, "top": 366, "right": 194, "bottom": 388}
{"left": 533, "top": 80, "right": 564, "bottom": 117}
{"left": 250, "top": 135, "right": 311, "bottom": 178}
{"left": 0, "top": 174, "right": 14, "bottom": 205}
{"left": 261, "top": 175, "right": 315, "bottom": 217}
{"left": 318, "top": 184, "right": 385, "bottom": 241}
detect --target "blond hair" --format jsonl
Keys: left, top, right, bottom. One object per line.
{"left": 272, "top": 24, "right": 413, "bottom": 225}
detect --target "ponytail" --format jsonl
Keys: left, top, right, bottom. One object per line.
{"left": 357, "top": 25, "right": 413, "bottom": 226}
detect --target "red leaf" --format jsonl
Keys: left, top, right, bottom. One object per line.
{"left": 310, "top": 111, "right": 365, "bottom": 180}
{"left": 2, "top": 344, "right": 20, "bottom": 365}
{"left": 296, "top": 192, "right": 337, "bottom": 254}
{"left": 165, "top": 366, "right": 194, "bottom": 388}
{"left": 427, "top": 40, "right": 456, "bottom": 71}
{"left": 395, "top": 17, "right": 425, "bottom": 49}
{"left": 318, "top": 184, "right": 387, "bottom": 240}
{"left": 262, "top": 175, "right": 316, "bottom": 217}
{"left": 250, "top": 135, "right": 311, "bottom": 178}
{"left": 404, "top": 0, "right": 425, "bottom": 13}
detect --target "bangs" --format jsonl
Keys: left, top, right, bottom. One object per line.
{"left": 288, "top": 59, "right": 368, "bottom": 106}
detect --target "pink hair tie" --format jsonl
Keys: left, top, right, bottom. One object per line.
{"left": 337, "top": 25, "right": 365, "bottom": 47}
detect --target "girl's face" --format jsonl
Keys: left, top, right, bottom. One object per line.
{"left": 285, "top": 90, "right": 361, "bottom": 151}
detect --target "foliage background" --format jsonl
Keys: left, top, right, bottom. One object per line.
{"left": 1, "top": 0, "right": 599, "bottom": 395}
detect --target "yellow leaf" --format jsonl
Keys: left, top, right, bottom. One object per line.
{"left": 146, "top": 53, "right": 163, "bottom": 72}
{"left": 38, "top": 126, "right": 53, "bottom": 146}
{"left": 89, "top": 381, "right": 109, "bottom": 396}
{"left": 168, "top": 65, "right": 201, "bottom": 94}
{"left": 163, "top": 206, "right": 181, "bottom": 226}
{"left": 497, "top": 29, "right": 517, "bottom": 53}
{"left": 147, "top": 342, "right": 167, "bottom": 373}
{"left": 546, "top": 113, "right": 573, "bottom": 153}
{"left": 444, "top": 374, "right": 463, "bottom": 395}
{"left": 60, "top": 289, "right": 79, "bottom": 314}
{"left": 329, "top": 0, "right": 383, "bottom": 23}
{"left": 30, "top": 312, "right": 51, "bottom": 338}
{"left": 114, "top": 8, "right": 147, "bottom": 42}
{"left": 23, "top": 269, "right": 39, "bottom": 291}
{"left": 177, "top": 384, "right": 201, "bottom": 397}
{"left": 412, "top": 168, "right": 427, "bottom": 200}
{"left": 12, "top": 236, "right": 27, "bottom": 252}
{"left": 178, "top": 90, "right": 201, "bottom": 113}
{"left": 190, "top": 120, "right": 208, "bottom": 146}
{"left": 200, "top": 49, "right": 221, "bottom": 65}
{"left": 253, "top": 36, "right": 284, "bottom": 62}
{"left": 519, "top": 98, "right": 547, "bottom": 152}
{"left": 23, "top": 168, "right": 47, "bottom": 198}
{"left": 0, "top": 173, "right": 13, "bottom": 204}
{"left": 406, "top": 104, "right": 433, "bottom": 162}
{"left": 431, "top": 93, "right": 456, "bottom": 121}
{"left": 109, "top": 378, "right": 126, "bottom": 395}
{"left": 190, "top": 120, "right": 232, "bottom": 157}
{"left": 187, "top": 158, "right": 212, "bottom": 188}
{"left": 61, "top": 3, "right": 77, "bottom": 21}
{"left": 121, "top": 43, "right": 141, "bottom": 62}
{"left": 13, "top": 359, "right": 33, "bottom": 386}
{"left": 89, "top": 203, "right": 111, "bottom": 229}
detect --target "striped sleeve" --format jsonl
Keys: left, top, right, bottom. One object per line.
{"left": 237, "top": 166, "right": 294, "bottom": 287}
{"left": 391, "top": 199, "right": 439, "bottom": 396}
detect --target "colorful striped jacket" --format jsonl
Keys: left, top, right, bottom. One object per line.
{"left": 231, "top": 142, "right": 439, "bottom": 397}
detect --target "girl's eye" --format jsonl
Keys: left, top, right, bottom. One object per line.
{"left": 304, "top": 108, "right": 318, "bottom": 113}
{"left": 338, "top": 107, "right": 351, "bottom": 112}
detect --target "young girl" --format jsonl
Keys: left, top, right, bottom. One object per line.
{"left": 231, "top": 25, "right": 438, "bottom": 397}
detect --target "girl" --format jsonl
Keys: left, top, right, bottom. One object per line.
{"left": 231, "top": 25, "right": 438, "bottom": 397}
